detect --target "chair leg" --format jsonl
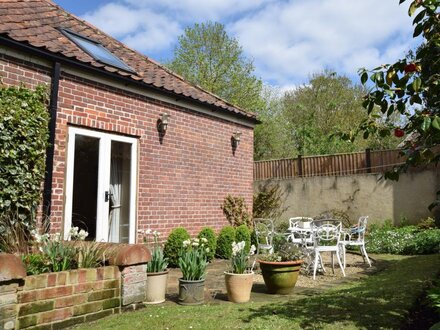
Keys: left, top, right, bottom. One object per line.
{"left": 318, "top": 253, "right": 326, "bottom": 273}
{"left": 361, "top": 244, "right": 371, "bottom": 267}
{"left": 341, "top": 244, "right": 346, "bottom": 269}
{"left": 330, "top": 252, "right": 335, "bottom": 274}
{"left": 336, "top": 251, "right": 346, "bottom": 277}
{"left": 313, "top": 252, "right": 320, "bottom": 280}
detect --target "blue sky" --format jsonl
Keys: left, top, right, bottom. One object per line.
{"left": 54, "top": 0, "right": 418, "bottom": 91}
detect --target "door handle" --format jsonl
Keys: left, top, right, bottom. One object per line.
{"left": 105, "top": 191, "right": 113, "bottom": 202}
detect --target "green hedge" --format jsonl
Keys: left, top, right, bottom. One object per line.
{"left": 0, "top": 84, "right": 49, "bottom": 224}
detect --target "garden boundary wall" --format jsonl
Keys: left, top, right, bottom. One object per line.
{"left": 254, "top": 168, "right": 440, "bottom": 225}
{"left": 0, "top": 244, "right": 150, "bottom": 330}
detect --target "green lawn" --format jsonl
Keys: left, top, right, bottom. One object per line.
{"left": 74, "top": 254, "right": 440, "bottom": 330}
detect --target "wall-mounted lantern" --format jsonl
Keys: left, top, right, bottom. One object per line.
{"left": 231, "top": 131, "right": 242, "bottom": 152}
{"left": 157, "top": 113, "right": 170, "bottom": 135}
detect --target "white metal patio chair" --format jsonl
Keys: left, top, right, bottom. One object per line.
{"left": 312, "top": 221, "right": 346, "bottom": 280}
{"left": 340, "top": 216, "right": 371, "bottom": 268}
{"left": 252, "top": 218, "right": 275, "bottom": 269}
{"left": 287, "top": 217, "right": 314, "bottom": 247}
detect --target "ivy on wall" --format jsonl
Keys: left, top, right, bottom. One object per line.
{"left": 0, "top": 84, "right": 49, "bottom": 225}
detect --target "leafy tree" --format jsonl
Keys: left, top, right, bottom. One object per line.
{"left": 254, "top": 86, "right": 295, "bottom": 160}
{"left": 168, "top": 21, "right": 264, "bottom": 112}
{"left": 352, "top": 0, "right": 439, "bottom": 207}
{"left": 282, "top": 71, "right": 398, "bottom": 156}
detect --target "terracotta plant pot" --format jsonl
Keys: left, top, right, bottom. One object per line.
{"left": 258, "top": 260, "right": 303, "bottom": 294}
{"left": 178, "top": 278, "right": 205, "bottom": 305}
{"left": 224, "top": 271, "right": 254, "bottom": 303}
{"left": 145, "top": 269, "right": 169, "bottom": 304}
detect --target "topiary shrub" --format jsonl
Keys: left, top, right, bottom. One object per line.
{"left": 235, "top": 224, "right": 251, "bottom": 254}
{"left": 216, "top": 226, "right": 236, "bottom": 259}
{"left": 198, "top": 227, "right": 217, "bottom": 262}
{"left": 164, "top": 227, "right": 190, "bottom": 267}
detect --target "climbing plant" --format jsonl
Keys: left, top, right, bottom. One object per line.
{"left": 0, "top": 84, "right": 49, "bottom": 225}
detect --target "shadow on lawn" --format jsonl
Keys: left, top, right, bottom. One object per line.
{"left": 242, "top": 256, "right": 439, "bottom": 330}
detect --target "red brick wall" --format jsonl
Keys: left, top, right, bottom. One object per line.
{"left": 15, "top": 267, "right": 121, "bottom": 329}
{"left": 0, "top": 51, "right": 254, "bottom": 240}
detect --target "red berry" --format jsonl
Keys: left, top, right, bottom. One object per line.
{"left": 404, "top": 63, "right": 417, "bottom": 73}
{"left": 394, "top": 128, "right": 405, "bottom": 138}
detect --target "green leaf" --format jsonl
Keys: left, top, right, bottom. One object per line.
{"left": 367, "top": 101, "right": 375, "bottom": 114}
{"left": 421, "top": 116, "right": 432, "bottom": 131}
{"left": 413, "top": 23, "right": 424, "bottom": 37}
{"left": 413, "top": 9, "right": 426, "bottom": 24}
{"left": 408, "top": 1, "right": 418, "bottom": 16}
{"left": 412, "top": 77, "right": 422, "bottom": 92}
{"left": 361, "top": 72, "right": 368, "bottom": 85}
{"left": 432, "top": 117, "right": 440, "bottom": 130}
{"left": 387, "top": 104, "right": 395, "bottom": 117}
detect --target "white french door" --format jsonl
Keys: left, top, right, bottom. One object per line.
{"left": 64, "top": 127, "right": 137, "bottom": 243}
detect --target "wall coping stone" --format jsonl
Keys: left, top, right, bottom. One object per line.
{"left": 107, "top": 244, "right": 151, "bottom": 266}
{"left": 0, "top": 253, "right": 26, "bottom": 281}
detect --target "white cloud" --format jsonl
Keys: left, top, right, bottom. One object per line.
{"left": 78, "top": 0, "right": 419, "bottom": 89}
{"left": 123, "top": 0, "right": 277, "bottom": 22}
{"left": 83, "top": 3, "right": 181, "bottom": 53}
{"left": 229, "top": 0, "right": 418, "bottom": 87}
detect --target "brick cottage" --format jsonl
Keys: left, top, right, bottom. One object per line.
{"left": 0, "top": 0, "right": 257, "bottom": 243}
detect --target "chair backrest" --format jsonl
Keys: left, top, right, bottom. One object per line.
{"left": 312, "top": 221, "right": 342, "bottom": 248}
{"left": 253, "top": 218, "right": 274, "bottom": 246}
{"left": 289, "top": 217, "right": 313, "bottom": 229}
{"left": 311, "top": 218, "right": 340, "bottom": 227}
{"left": 353, "top": 216, "right": 368, "bottom": 242}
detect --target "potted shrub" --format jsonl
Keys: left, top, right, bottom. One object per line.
{"left": 258, "top": 242, "right": 303, "bottom": 294}
{"left": 140, "top": 229, "right": 169, "bottom": 304}
{"left": 177, "top": 238, "right": 209, "bottom": 305}
{"left": 224, "top": 241, "right": 256, "bottom": 303}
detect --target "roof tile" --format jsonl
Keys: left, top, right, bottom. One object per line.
{"left": 0, "top": 0, "right": 256, "bottom": 121}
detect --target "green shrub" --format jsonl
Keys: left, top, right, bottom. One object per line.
{"left": 0, "top": 85, "right": 49, "bottom": 224}
{"left": 235, "top": 224, "right": 251, "bottom": 254}
{"left": 253, "top": 184, "right": 284, "bottom": 219}
{"left": 197, "top": 227, "right": 217, "bottom": 262}
{"left": 216, "top": 226, "right": 236, "bottom": 259}
{"left": 417, "top": 217, "right": 437, "bottom": 230}
{"left": 366, "top": 222, "right": 440, "bottom": 255}
{"left": 164, "top": 227, "right": 190, "bottom": 267}
{"left": 221, "top": 195, "right": 252, "bottom": 227}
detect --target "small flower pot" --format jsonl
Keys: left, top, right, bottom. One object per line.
{"left": 224, "top": 271, "right": 254, "bottom": 303}
{"left": 258, "top": 260, "right": 303, "bottom": 295}
{"left": 178, "top": 278, "right": 205, "bottom": 305}
{"left": 145, "top": 269, "right": 169, "bottom": 304}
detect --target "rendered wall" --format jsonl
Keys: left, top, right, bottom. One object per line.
{"left": 254, "top": 169, "right": 440, "bottom": 225}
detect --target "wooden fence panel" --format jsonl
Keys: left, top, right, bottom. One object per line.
{"left": 254, "top": 149, "right": 406, "bottom": 180}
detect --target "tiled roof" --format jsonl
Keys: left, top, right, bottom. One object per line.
{"left": 0, "top": 0, "right": 257, "bottom": 121}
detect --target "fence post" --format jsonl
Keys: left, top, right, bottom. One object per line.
{"left": 298, "top": 155, "right": 303, "bottom": 177}
{"left": 365, "top": 148, "right": 371, "bottom": 173}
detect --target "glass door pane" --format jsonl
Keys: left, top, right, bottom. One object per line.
{"left": 71, "top": 135, "right": 99, "bottom": 240}
{"left": 108, "top": 141, "right": 132, "bottom": 243}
